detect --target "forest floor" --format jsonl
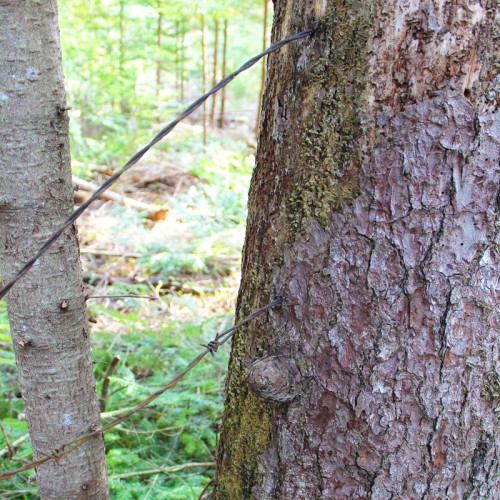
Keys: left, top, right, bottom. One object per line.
{"left": 0, "top": 123, "right": 255, "bottom": 499}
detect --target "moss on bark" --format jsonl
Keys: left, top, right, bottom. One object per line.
{"left": 288, "top": 3, "right": 371, "bottom": 232}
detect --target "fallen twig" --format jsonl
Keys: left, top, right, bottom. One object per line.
{"left": 0, "top": 423, "right": 14, "bottom": 460}
{"left": 99, "top": 407, "right": 135, "bottom": 420}
{"left": 99, "top": 355, "right": 121, "bottom": 412}
{"left": 0, "top": 433, "right": 31, "bottom": 465}
{"left": 73, "top": 175, "right": 168, "bottom": 220}
{"left": 110, "top": 461, "right": 214, "bottom": 480}
{"left": 198, "top": 477, "right": 215, "bottom": 499}
{"left": 86, "top": 295, "right": 157, "bottom": 301}
{"left": 80, "top": 248, "right": 142, "bottom": 258}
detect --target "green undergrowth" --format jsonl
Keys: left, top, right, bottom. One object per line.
{"left": 2, "top": 266, "right": 242, "bottom": 500}
{"left": 93, "top": 291, "right": 233, "bottom": 499}
{"left": 0, "top": 298, "right": 232, "bottom": 499}
{"left": 0, "top": 127, "right": 253, "bottom": 499}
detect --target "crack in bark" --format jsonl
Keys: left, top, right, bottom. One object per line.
{"left": 314, "top": 442, "right": 325, "bottom": 497}
{"left": 465, "top": 198, "right": 500, "bottom": 286}
{"left": 416, "top": 381, "right": 432, "bottom": 421}
{"left": 465, "top": 432, "right": 494, "bottom": 497}
{"left": 437, "top": 286, "right": 453, "bottom": 384}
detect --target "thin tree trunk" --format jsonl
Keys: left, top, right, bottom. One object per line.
{"left": 175, "top": 19, "right": 180, "bottom": 99}
{"left": 201, "top": 14, "right": 207, "bottom": 146}
{"left": 210, "top": 18, "right": 219, "bottom": 127}
{"left": 215, "top": 1, "right": 499, "bottom": 498}
{"left": 0, "top": 2, "right": 108, "bottom": 498}
{"left": 180, "top": 20, "right": 185, "bottom": 103}
{"left": 118, "top": 0, "right": 127, "bottom": 113}
{"left": 255, "top": 0, "right": 269, "bottom": 134}
{"left": 156, "top": 10, "right": 163, "bottom": 100}
{"left": 218, "top": 19, "right": 228, "bottom": 129}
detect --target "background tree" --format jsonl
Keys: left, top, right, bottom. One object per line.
{"left": 58, "top": 0, "right": 265, "bottom": 167}
{"left": 210, "top": 16, "right": 220, "bottom": 126}
{"left": 256, "top": 0, "right": 270, "bottom": 133}
{"left": 0, "top": 1, "right": 108, "bottom": 497}
{"left": 215, "top": 0, "right": 499, "bottom": 498}
{"left": 218, "top": 19, "right": 228, "bottom": 129}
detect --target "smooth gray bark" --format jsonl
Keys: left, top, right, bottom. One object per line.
{"left": 216, "top": 0, "right": 499, "bottom": 498}
{"left": 0, "top": 1, "right": 108, "bottom": 497}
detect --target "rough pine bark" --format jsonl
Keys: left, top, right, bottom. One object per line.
{"left": 215, "top": 0, "right": 499, "bottom": 498}
{"left": 0, "top": 1, "right": 108, "bottom": 497}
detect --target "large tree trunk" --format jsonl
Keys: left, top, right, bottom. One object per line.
{"left": 215, "top": 1, "right": 498, "bottom": 498}
{"left": 0, "top": 2, "right": 108, "bottom": 497}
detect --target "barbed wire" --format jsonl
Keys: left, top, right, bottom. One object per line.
{"left": 0, "top": 298, "right": 283, "bottom": 481}
{"left": 0, "top": 29, "right": 313, "bottom": 300}
{"left": 0, "top": 27, "right": 312, "bottom": 483}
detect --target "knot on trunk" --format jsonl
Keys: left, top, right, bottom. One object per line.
{"left": 246, "top": 355, "right": 300, "bottom": 403}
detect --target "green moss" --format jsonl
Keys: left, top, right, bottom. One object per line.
{"left": 216, "top": 320, "right": 272, "bottom": 499}
{"left": 482, "top": 371, "right": 500, "bottom": 402}
{"left": 217, "top": 389, "right": 271, "bottom": 498}
{"left": 288, "top": 3, "right": 371, "bottom": 232}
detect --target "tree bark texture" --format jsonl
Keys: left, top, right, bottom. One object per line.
{"left": 0, "top": 2, "right": 108, "bottom": 498}
{"left": 215, "top": 1, "right": 498, "bottom": 498}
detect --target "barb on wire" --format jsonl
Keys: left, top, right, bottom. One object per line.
{"left": 0, "top": 29, "right": 313, "bottom": 300}
{"left": 0, "top": 298, "right": 283, "bottom": 481}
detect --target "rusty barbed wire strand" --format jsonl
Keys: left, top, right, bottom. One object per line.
{"left": 0, "top": 29, "right": 313, "bottom": 300}
{"left": 0, "top": 298, "right": 283, "bottom": 481}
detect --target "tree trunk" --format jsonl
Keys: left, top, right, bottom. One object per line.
{"left": 215, "top": 1, "right": 499, "bottom": 498}
{"left": 201, "top": 13, "right": 208, "bottom": 146}
{"left": 0, "top": 2, "right": 108, "bottom": 498}
{"left": 175, "top": 19, "right": 180, "bottom": 99}
{"left": 118, "top": 0, "right": 128, "bottom": 114}
{"left": 155, "top": 9, "right": 163, "bottom": 100}
{"left": 180, "top": 20, "right": 186, "bottom": 103}
{"left": 210, "top": 17, "right": 219, "bottom": 127}
{"left": 218, "top": 19, "right": 228, "bottom": 129}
